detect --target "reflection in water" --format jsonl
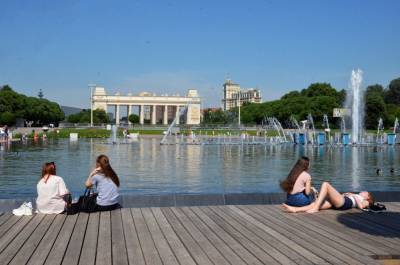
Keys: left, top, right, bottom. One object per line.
{"left": 351, "top": 147, "right": 360, "bottom": 190}
{"left": 1, "top": 139, "right": 400, "bottom": 198}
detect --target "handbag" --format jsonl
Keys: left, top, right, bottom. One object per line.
{"left": 77, "top": 188, "right": 98, "bottom": 213}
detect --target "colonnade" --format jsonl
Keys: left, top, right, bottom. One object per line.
{"left": 113, "top": 104, "right": 185, "bottom": 125}
{"left": 91, "top": 87, "right": 201, "bottom": 125}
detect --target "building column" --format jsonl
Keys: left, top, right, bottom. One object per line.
{"left": 151, "top": 105, "right": 157, "bottom": 125}
{"left": 115, "top": 105, "right": 120, "bottom": 125}
{"left": 139, "top": 105, "right": 144, "bottom": 125}
{"left": 163, "top": 105, "right": 168, "bottom": 125}
{"left": 175, "top": 106, "right": 180, "bottom": 125}
{"left": 127, "top": 105, "right": 132, "bottom": 125}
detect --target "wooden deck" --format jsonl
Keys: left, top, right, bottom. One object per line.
{"left": 0, "top": 203, "right": 400, "bottom": 265}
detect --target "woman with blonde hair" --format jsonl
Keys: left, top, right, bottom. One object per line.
{"left": 85, "top": 154, "right": 121, "bottom": 211}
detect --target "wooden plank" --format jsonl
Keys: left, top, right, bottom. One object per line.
{"left": 250, "top": 205, "right": 376, "bottom": 265}
{"left": 120, "top": 208, "right": 145, "bottom": 265}
{"left": 27, "top": 214, "right": 67, "bottom": 265}
{"left": 62, "top": 213, "right": 89, "bottom": 265}
{"left": 161, "top": 207, "right": 213, "bottom": 265}
{"left": 264, "top": 205, "right": 380, "bottom": 265}
{"left": 353, "top": 210, "right": 400, "bottom": 232}
{"left": 44, "top": 214, "right": 78, "bottom": 265}
{"left": 141, "top": 208, "right": 179, "bottom": 265}
{"left": 272, "top": 205, "right": 389, "bottom": 255}
{"left": 219, "top": 205, "right": 324, "bottom": 265}
{"left": 131, "top": 208, "right": 162, "bottom": 265}
{"left": 219, "top": 205, "right": 311, "bottom": 265}
{"left": 78, "top": 212, "right": 99, "bottom": 265}
{"left": 151, "top": 208, "right": 196, "bottom": 265}
{"left": 0, "top": 213, "right": 12, "bottom": 227}
{"left": 384, "top": 202, "right": 400, "bottom": 212}
{"left": 211, "top": 205, "right": 297, "bottom": 265}
{"left": 0, "top": 214, "right": 45, "bottom": 265}
{"left": 170, "top": 207, "right": 230, "bottom": 265}
{"left": 316, "top": 212, "right": 400, "bottom": 254}
{"left": 250, "top": 206, "right": 377, "bottom": 264}
{"left": 0, "top": 215, "right": 33, "bottom": 254}
{"left": 200, "top": 206, "right": 280, "bottom": 265}
{"left": 96, "top": 211, "right": 112, "bottom": 265}
{"left": 0, "top": 214, "right": 22, "bottom": 239}
{"left": 9, "top": 214, "right": 56, "bottom": 265}
{"left": 318, "top": 207, "right": 400, "bottom": 251}
{"left": 190, "top": 206, "right": 263, "bottom": 265}
{"left": 331, "top": 211, "right": 400, "bottom": 247}
{"left": 235, "top": 205, "right": 346, "bottom": 265}
{"left": 180, "top": 207, "right": 247, "bottom": 265}
{"left": 111, "top": 210, "right": 129, "bottom": 265}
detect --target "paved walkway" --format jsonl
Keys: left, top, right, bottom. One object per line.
{"left": 0, "top": 203, "right": 400, "bottom": 265}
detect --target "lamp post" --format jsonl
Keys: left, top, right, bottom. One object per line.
{"left": 237, "top": 89, "right": 241, "bottom": 128}
{"left": 89, "top": 84, "right": 95, "bottom": 127}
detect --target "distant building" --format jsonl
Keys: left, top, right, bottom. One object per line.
{"left": 222, "top": 79, "right": 262, "bottom": 111}
{"left": 92, "top": 86, "right": 201, "bottom": 125}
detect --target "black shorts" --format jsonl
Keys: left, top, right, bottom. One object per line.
{"left": 333, "top": 196, "right": 353, "bottom": 210}
{"left": 96, "top": 203, "right": 121, "bottom": 212}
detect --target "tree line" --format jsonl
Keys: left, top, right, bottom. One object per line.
{"left": 203, "top": 77, "right": 400, "bottom": 130}
{"left": 0, "top": 85, "right": 65, "bottom": 126}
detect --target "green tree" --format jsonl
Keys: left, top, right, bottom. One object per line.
{"left": 385, "top": 78, "right": 400, "bottom": 105}
{"left": 202, "top": 108, "right": 230, "bottom": 124}
{"left": 128, "top": 114, "right": 140, "bottom": 124}
{"left": 67, "top": 109, "right": 109, "bottom": 124}
{"left": 365, "top": 85, "right": 387, "bottom": 129}
{"left": 38, "top": 89, "right": 44, "bottom": 99}
{"left": 0, "top": 85, "right": 64, "bottom": 126}
{"left": 239, "top": 82, "right": 344, "bottom": 127}
{"left": 0, "top": 112, "right": 16, "bottom": 125}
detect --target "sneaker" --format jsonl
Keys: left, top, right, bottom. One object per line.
{"left": 12, "top": 202, "right": 33, "bottom": 216}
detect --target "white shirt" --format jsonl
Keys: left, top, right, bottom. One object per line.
{"left": 36, "top": 175, "right": 69, "bottom": 214}
{"left": 348, "top": 194, "right": 365, "bottom": 209}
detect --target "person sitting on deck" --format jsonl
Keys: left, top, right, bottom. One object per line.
{"left": 280, "top": 156, "right": 316, "bottom": 207}
{"left": 85, "top": 154, "right": 121, "bottom": 211}
{"left": 283, "top": 181, "right": 374, "bottom": 213}
{"left": 36, "top": 162, "right": 71, "bottom": 214}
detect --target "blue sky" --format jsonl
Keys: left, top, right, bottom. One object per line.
{"left": 1, "top": 0, "right": 399, "bottom": 108}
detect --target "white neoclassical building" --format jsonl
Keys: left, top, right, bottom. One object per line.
{"left": 91, "top": 86, "right": 201, "bottom": 125}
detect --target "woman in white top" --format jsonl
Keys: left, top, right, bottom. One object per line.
{"left": 283, "top": 181, "right": 373, "bottom": 213}
{"left": 36, "top": 162, "right": 70, "bottom": 214}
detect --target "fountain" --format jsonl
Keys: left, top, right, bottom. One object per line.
{"left": 111, "top": 125, "right": 117, "bottom": 144}
{"left": 376, "top": 117, "right": 384, "bottom": 144}
{"left": 340, "top": 117, "right": 346, "bottom": 133}
{"left": 345, "top": 69, "right": 364, "bottom": 144}
{"left": 307, "top": 114, "right": 315, "bottom": 144}
{"left": 387, "top": 117, "right": 399, "bottom": 145}
{"left": 322, "top": 114, "right": 330, "bottom": 143}
{"left": 394, "top": 118, "right": 399, "bottom": 133}
{"left": 266, "top": 117, "right": 287, "bottom": 143}
{"left": 161, "top": 105, "right": 188, "bottom": 145}
{"left": 289, "top": 116, "right": 301, "bottom": 143}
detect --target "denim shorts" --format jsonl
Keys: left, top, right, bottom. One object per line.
{"left": 285, "top": 191, "right": 314, "bottom": 207}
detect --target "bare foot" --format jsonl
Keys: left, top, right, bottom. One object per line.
{"left": 306, "top": 208, "right": 319, "bottom": 214}
{"left": 282, "top": 203, "right": 297, "bottom": 213}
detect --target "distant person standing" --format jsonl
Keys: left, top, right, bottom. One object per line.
{"left": 85, "top": 155, "right": 121, "bottom": 211}
{"left": 4, "top": 125, "right": 8, "bottom": 140}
